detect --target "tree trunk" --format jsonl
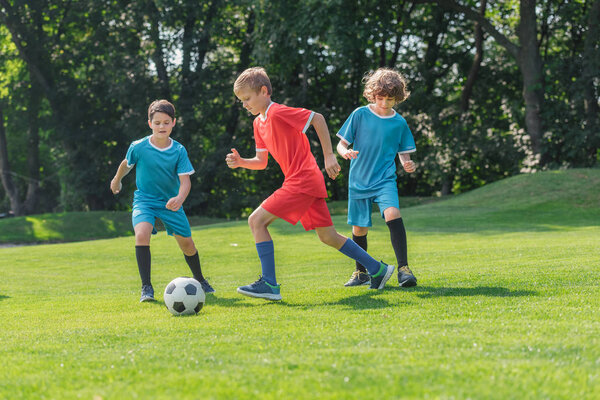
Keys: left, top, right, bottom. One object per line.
{"left": 433, "top": 0, "right": 547, "bottom": 163}
{"left": 148, "top": 1, "right": 171, "bottom": 99}
{"left": 0, "top": 107, "right": 23, "bottom": 216}
{"left": 516, "top": 0, "right": 545, "bottom": 160}
{"left": 23, "top": 76, "right": 41, "bottom": 214}
{"left": 460, "top": 0, "right": 486, "bottom": 113}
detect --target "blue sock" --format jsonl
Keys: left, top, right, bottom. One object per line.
{"left": 338, "top": 238, "right": 381, "bottom": 275}
{"left": 256, "top": 240, "right": 277, "bottom": 286}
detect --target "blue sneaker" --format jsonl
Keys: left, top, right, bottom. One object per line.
{"left": 140, "top": 285, "right": 155, "bottom": 302}
{"left": 237, "top": 277, "right": 282, "bottom": 301}
{"left": 369, "top": 262, "right": 395, "bottom": 290}
{"left": 198, "top": 279, "right": 215, "bottom": 294}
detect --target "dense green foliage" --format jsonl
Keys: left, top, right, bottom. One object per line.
{"left": 1, "top": 169, "right": 598, "bottom": 399}
{"left": 0, "top": 1, "right": 598, "bottom": 217}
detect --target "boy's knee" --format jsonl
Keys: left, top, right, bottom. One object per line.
{"left": 383, "top": 207, "right": 401, "bottom": 221}
{"left": 352, "top": 226, "right": 369, "bottom": 236}
{"left": 248, "top": 212, "right": 265, "bottom": 232}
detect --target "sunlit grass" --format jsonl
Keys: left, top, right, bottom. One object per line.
{"left": 0, "top": 169, "right": 599, "bottom": 399}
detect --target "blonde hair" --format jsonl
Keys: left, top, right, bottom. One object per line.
{"left": 234, "top": 67, "right": 272, "bottom": 95}
{"left": 362, "top": 68, "right": 410, "bottom": 104}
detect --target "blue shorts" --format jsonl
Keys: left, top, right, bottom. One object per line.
{"left": 347, "top": 189, "right": 400, "bottom": 227}
{"left": 132, "top": 201, "right": 192, "bottom": 238}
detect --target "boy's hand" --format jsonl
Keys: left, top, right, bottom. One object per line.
{"left": 226, "top": 148, "right": 242, "bottom": 169}
{"left": 402, "top": 160, "right": 416, "bottom": 173}
{"left": 110, "top": 178, "right": 122, "bottom": 194}
{"left": 324, "top": 153, "right": 342, "bottom": 180}
{"left": 341, "top": 148, "right": 359, "bottom": 160}
{"left": 166, "top": 196, "right": 183, "bottom": 212}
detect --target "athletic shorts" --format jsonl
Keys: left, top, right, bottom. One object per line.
{"left": 132, "top": 201, "right": 192, "bottom": 237}
{"left": 348, "top": 188, "right": 400, "bottom": 227}
{"left": 261, "top": 187, "right": 333, "bottom": 231}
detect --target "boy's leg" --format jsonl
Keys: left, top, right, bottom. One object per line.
{"left": 352, "top": 226, "right": 369, "bottom": 273}
{"left": 342, "top": 226, "right": 371, "bottom": 287}
{"left": 315, "top": 225, "right": 394, "bottom": 290}
{"left": 134, "top": 222, "right": 154, "bottom": 301}
{"left": 383, "top": 207, "right": 417, "bottom": 287}
{"left": 174, "top": 235, "right": 215, "bottom": 293}
{"left": 237, "top": 206, "right": 282, "bottom": 300}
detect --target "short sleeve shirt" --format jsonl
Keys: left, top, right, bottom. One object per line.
{"left": 253, "top": 102, "right": 327, "bottom": 198}
{"left": 337, "top": 105, "right": 416, "bottom": 199}
{"left": 126, "top": 136, "right": 195, "bottom": 204}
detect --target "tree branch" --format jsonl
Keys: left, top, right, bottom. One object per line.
{"left": 417, "top": 0, "right": 520, "bottom": 58}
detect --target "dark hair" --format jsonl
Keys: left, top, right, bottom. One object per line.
{"left": 148, "top": 99, "right": 176, "bottom": 120}
{"left": 234, "top": 67, "right": 273, "bottom": 95}
{"left": 362, "top": 68, "right": 410, "bottom": 104}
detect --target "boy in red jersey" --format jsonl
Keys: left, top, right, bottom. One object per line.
{"left": 226, "top": 67, "right": 394, "bottom": 301}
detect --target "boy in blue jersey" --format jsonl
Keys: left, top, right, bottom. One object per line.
{"left": 110, "top": 100, "right": 214, "bottom": 302}
{"left": 336, "top": 68, "right": 418, "bottom": 288}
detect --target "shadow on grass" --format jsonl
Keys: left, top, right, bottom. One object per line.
{"left": 0, "top": 294, "right": 10, "bottom": 301}
{"left": 279, "top": 290, "right": 400, "bottom": 310}
{"left": 206, "top": 291, "right": 399, "bottom": 310}
{"left": 208, "top": 295, "right": 265, "bottom": 308}
{"left": 405, "top": 286, "right": 537, "bottom": 298}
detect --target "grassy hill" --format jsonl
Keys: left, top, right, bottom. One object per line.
{"left": 0, "top": 169, "right": 598, "bottom": 399}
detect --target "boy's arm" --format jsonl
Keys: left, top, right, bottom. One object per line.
{"left": 165, "top": 174, "right": 191, "bottom": 211}
{"left": 226, "top": 148, "right": 268, "bottom": 170}
{"left": 399, "top": 153, "right": 416, "bottom": 173}
{"left": 110, "top": 159, "right": 133, "bottom": 194}
{"left": 311, "top": 113, "right": 341, "bottom": 180}
{"left": 336, "top": 139, "right": 359, "bottom": 160}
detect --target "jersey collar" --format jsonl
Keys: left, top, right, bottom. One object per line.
{"left": 260, "top": 101, "right": 275, "bottom": 121}
{"left": 367, "top": 104, "right": 397, "bottom": 119}
{"left": 148, "top": 136, "right": 173, "bottom": 151}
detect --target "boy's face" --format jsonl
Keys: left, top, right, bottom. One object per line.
{"left": 235, "top": 86, "right": 270, "bottom": 116}
{"left": 148, "top": 112, "right": 176, "bottom": 140}
{"left": 374, "top": 95, "right": 397, "bottom": 110}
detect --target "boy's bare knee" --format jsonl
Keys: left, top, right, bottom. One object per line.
{"left": 352, "top": 226, "right": 369, "bottom": 236}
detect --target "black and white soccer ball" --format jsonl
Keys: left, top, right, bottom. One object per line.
{"left": 163, "top": 277, "right": 205, "bottom": 316}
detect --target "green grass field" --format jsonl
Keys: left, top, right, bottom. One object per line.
{"left": 1, "top": 169, "right": 599, "bottom": 399}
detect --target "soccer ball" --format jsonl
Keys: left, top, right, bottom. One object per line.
{"left": 163, "top": 277, "right": 205, "bottom": 316}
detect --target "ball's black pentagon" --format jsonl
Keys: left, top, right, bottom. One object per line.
{"left": 173, "top": 301, "right": 186, "bottom": 313}
{"left": 184, "top": 283, "right": 197, "bottom": 296}
{"left": 165, "top": 283, "right": 176, "bottom": 295}
{"left": 194, "top": 303, "right": 203, "bottom": 313}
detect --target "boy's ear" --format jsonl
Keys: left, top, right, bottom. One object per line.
{"left": 172, "top": 118, "right": 176, "bottom": 126}
{"left": 260, "top": 85, "right": 269, "bottom": 96}
{"left": 148, "top": 120, "right": 152, "bottom": 129}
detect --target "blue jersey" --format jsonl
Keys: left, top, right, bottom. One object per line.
{"left": 337, "top": 105, "right": 416, "bottom": 199}
{"left": 126, "top": 136, "right": 194, "bottom": 204}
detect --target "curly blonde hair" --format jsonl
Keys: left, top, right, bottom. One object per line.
{"left": 234, "top": 67, "right": 273, "bottom": 95}
{"left": 362, "top": 68, "right": 410, "bottom": 104}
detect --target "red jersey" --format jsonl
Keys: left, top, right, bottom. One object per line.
{"left": 254, "top": 102, "right": 328, "bottom": 198}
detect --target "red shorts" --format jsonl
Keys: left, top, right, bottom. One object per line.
{"left": 261, "top": 187, "right": 333, "bottom": 231}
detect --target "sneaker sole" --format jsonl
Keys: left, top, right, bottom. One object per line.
{"left": 344, "top": 280, "right": 371, "bottom": 287}
{"left": 237, "top": 287, "right": 282, "bottom": 301}
{"left": 372, "top": 265, "right": 395, "bottom": 290}
{"left": 399, "top": 278, "right": 417, "bottom": 287}
{"left": 140, "top": 297, "right": 155, "bottom": 303}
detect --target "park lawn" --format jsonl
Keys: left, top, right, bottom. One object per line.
{"left": 0, "top": 211, "right": 225, "bottom": 244}
{"left": 0, "top": 169, "right": 599, "bottom": 399}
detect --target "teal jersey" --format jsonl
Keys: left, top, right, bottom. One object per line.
{"left": 126, "top": 136, "right": 194, "bottom": 204}
{"left": 337, "top": 105, "right": 416, "bottom": 199}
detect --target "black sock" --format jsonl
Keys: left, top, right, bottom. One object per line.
{"left": 387, "top": 218, "right": 408, "bottom": 267}
{"left": 135, "top": 245, "right": 151, "bottom": 287}
{"left": 184, "top": 251, "right": 204, "bottom": 281}
{"left": 352, "top": 233, "right": 368, "bottom": 273}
